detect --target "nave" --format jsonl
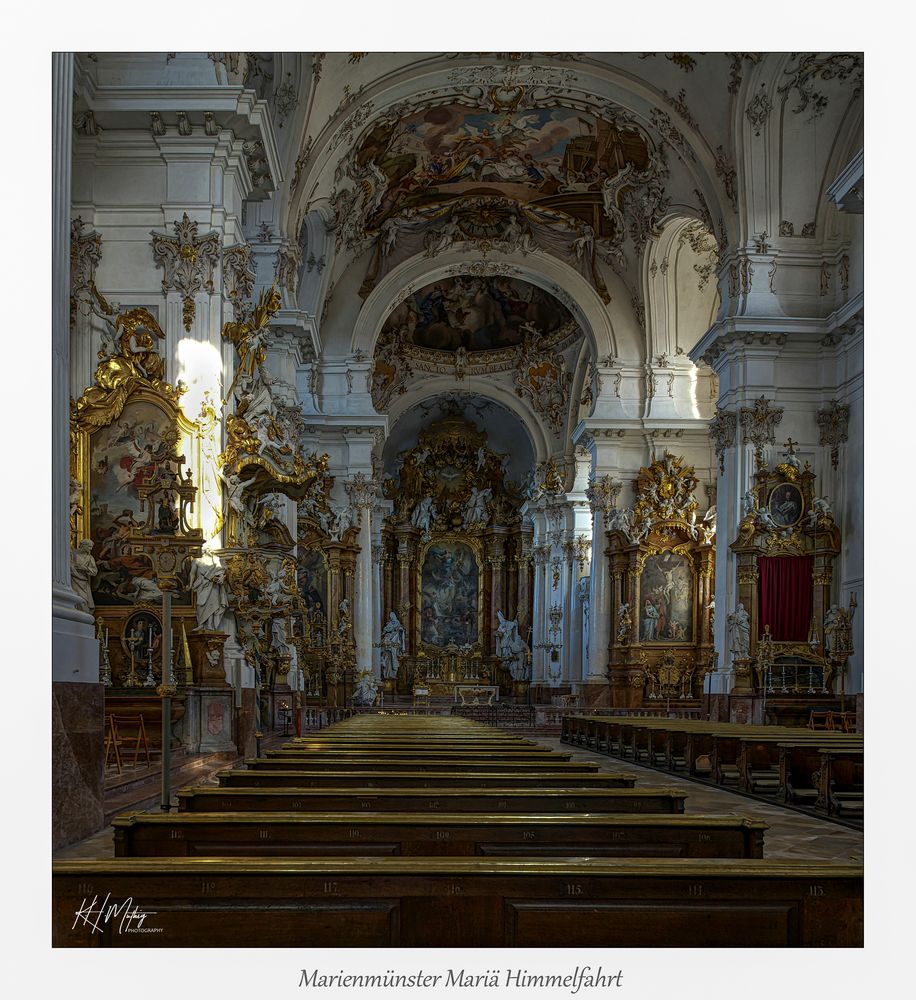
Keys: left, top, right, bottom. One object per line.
{"left": 54, "top": 712, "right": 862, "bottom": 947}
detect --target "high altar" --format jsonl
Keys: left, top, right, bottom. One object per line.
{"left": 378, "top": 408, "right": 533, "bottom": 698}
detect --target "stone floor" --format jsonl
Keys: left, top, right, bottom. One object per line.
{"left": 54, "top": 728, "right": 863, "bottom": 864}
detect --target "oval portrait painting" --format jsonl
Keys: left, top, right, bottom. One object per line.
{"left": 768, "top": 483, "right": 804, "bottom": 527}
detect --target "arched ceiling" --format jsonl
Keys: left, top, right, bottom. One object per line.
{"left": 269, "top": 51, "right": 861, "bottom": 449}
{"left": 382, "top": 392, "right": 536, "bottom": 485}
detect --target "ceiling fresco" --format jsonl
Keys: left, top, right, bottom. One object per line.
{"left": 356, "top": 104, "right": 650, "bottom": 234}
{"left": 381, "top": 275, "right": 575, "bottom": 353}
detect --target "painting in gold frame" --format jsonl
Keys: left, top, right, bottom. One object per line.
{"left": 638, "top": 550, "right": 694, "bottom": 642}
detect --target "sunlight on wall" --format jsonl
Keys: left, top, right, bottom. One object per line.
{"left": 177, "top": 339, "right": 223, "bottom": 419}
{"left": 177, "top": 338, "right": 225, "bottom": 548}
{"left": 687, "top": 363, "right": 701, "bottom": 420}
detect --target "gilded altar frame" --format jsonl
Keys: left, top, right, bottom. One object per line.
{"left": 70, "top": 340, "right": 202, "bottom": 683}
{"left": 604, "top": 453, "right": 716, "bottom": 709}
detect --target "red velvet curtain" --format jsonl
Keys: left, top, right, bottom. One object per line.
{"left": 758, "top": 555, "right": 812, "bottom": 641}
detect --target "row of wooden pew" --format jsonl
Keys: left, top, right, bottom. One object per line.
{"left": 53, "top": 714, "right": 863, "bottom": 947}
{"left": 562, "top": 715, "right": 864, "bottom": 819}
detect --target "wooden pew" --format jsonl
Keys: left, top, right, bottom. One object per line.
{"left": 243, "top": 757, "right": 599, "bottom": 774}
{"left": 176, "top": 785, "right": 688, "bottom": 815}
{"left": 815, "top": 748, "right": 864, "bottom": 818}
{"left": 111, "top": 811, "right": 767, "bottom": 859}
{"left": 53, "top": 857, "right": 863, "bottom": 947}
{"left": 216, "top": 768, "right": 639, "bottom": 790}
{"left": 740, "top": 735, "right": 862, "bottom": 797}
{"left": 265, "top": 748, "right": 568, "bottom": 762}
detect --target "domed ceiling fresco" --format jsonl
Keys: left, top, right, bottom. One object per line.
{"left": 380, "top": 274, "right": 575, "bottom": 353}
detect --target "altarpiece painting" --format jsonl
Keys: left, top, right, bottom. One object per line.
{"left": 638, "top": 551, "right": 695, "bottom": 643}
{"left": 420, "top": 540, "right": 479, "bottom": 648}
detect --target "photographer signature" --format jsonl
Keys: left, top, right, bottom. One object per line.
{"left": 72, "top": 894, "right": 158, "bottom": 935}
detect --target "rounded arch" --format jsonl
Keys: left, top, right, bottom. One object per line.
{"left": 383, "top": 376, "right": 551, "bottom": 467}
{"left": 346, "top": 246, "right": 622, "bottom": 364}
{"left": 644, "top": 212, "right": 720, "bottom": 360}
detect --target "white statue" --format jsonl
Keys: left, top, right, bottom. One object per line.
{"left": 219, "top": 467, "right": 258, "bottom": 529}
{"left": 727, "top": 602, "right": 751, "bottom": 658}
{"left": 265, "top": 564, "right": 286, "bottom": 606}
{"left": 69, "top": 476, "right": 83, "bottom": 520}
{"left": 808, "top": 496, "right": 834, "bottom": 527}
{"left": 780, "top": 438, "right": 800, "bottom": 469}
{"left": 756, "top": 506, "right": 780, "bottom": 532}
{"left": 616, "top": 602, "right": 632, "bottom": 643}
{"left": 495, "top": 611, "right": 530, "bottom": 682}
{"left": 411, "top": 496, "right": 437, "bottom": 534}
{"left": 742, "top": 489, "right": 758, "bottom": 517}
{"left": 188, "top": 553, "right": 228, "bottom": 631}
{"left": 380, "top": 611, "right": 406, "bottom": 680}
{"left": 116, "top": 575, "right": 163, "bottom": 603}
{"left": 70, "top": 539, "right": 98, "bottom": 612}
{"left": 475, "top": 447, "right": 486, "bottom": 470}
{"left": 270, "top": 617, "right": 296, "bottom": 681}
{"left": 462, "top": 487, "right": 492, "bottom": 529}
{"left": 353, "top": 668, "right": 380, "bottom": 706}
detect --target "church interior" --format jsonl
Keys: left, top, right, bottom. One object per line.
{"left": 50, "top": 48, "right": 866, "bottom": 954}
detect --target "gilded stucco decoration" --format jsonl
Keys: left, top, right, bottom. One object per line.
{"left": 739, "top": 396, "right": 783, "bottom": 464}
{"left": 816, "top": 399, "right": 850, "bottom": 470}
{"left": 633, "top": 451, "right": 700, "bottom": 526}
{"left": 513, "top": 326, "right": 573, "bottom": 435}
{"left": 150, "top": 212, "right": 221, "bottom": 331}
{"left": 219, "top": 284, "right": 330, "bottom": 549}
{"left": 385, "top": 406, "right": 522, "bottom": 534}
{"left": 222, "top": 243, "right": 257, "bottom": 318}
{"left": 708, "top": 407, "right": 737, "bottom": 473}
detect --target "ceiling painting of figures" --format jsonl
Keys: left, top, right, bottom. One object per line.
{"left": 381, "top": 275, "right": 575, "bottom": 353}
{"left": 356, "top": 103, "right": 651, "bottom": 234}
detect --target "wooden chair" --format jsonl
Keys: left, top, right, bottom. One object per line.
{"left": 109, "top": 713, "right": 152, "bottom": 768}
{"left": 808, "top": 710, "right": 832, "bottom": 730}
{"left": 104, "top": 714, "right": 123, "bottom": 774}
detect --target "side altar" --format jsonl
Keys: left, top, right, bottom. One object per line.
{"left": 602, "top": 452, "right": 716, "bottom": 710}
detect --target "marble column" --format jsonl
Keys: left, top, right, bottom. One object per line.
{"left": 585, "top": 510, "right": 610, "bottom": 682}
{"left": 355, "top": 509, "right": 373, "bottom": 674}
{"left": 52, "top": 52, "right": 104, "bottom": 850}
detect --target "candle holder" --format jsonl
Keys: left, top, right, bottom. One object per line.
{"left": 143, "top": 645, "right": 157, "bottom": 687}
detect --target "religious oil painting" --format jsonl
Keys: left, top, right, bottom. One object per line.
{"left": 383, "top": 275, "right": 573, "bottom": 353}
{"left": 768, "top": 482, "right": 804, "bottom": 527}
{"left": 87, "top": 398, "right": 191, "bottom": 605}
{"left": 420, "top": 540, "right": 479, "bottom": 647}
{"left": 298, "top": 549, "right": 329, "bottom": 613}
{"left": 120, "top": 610, "right": 163, "bottom": 662}
{"left": 639, "top": 551, "right": 694, "bottom": 642}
